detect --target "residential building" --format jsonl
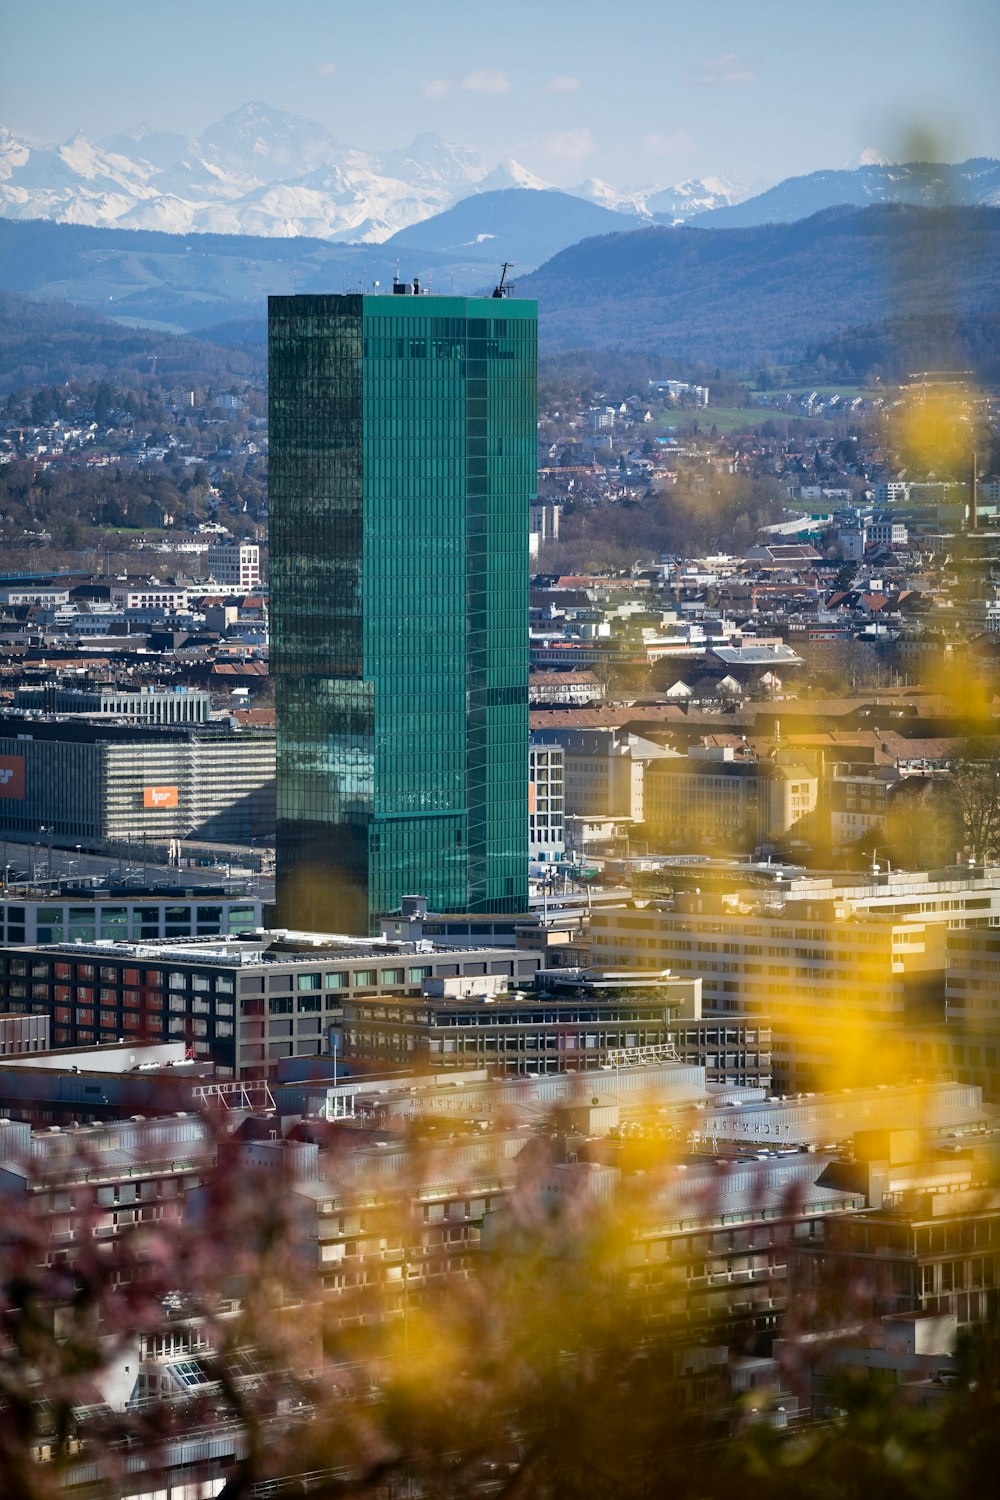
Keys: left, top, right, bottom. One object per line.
{"left": 527, "top": 671, "right": 603, "bottom": 707}
{"left": 108, "top": 580, "right": 190, "bottom": 614}
{"left": 828, "top": 765, "right": 897, "bottom": 851}
{"left": 270, "top": 289, "right": 536, "bottom": 933}
{"left": 0, "top": 1113, "right": 216, "bottom": 1254}
{"left": 867, "top": 515, "right": 908, "bottom": 548}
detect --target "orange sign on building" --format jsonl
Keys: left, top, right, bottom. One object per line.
{"left": 143, "top": 785, "right": 179, "bottom": 809}
{"left": 0, "top": 755, "right": 25, "bottom": 800}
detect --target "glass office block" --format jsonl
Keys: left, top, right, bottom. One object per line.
{"left": 270, "top": 294, "right": 535, "bottom": 933}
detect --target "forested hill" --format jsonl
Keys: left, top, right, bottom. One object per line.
{"left": 2, "top": 204, "right": 999, "bottom": 378}
{"left": 0, "top": 291, "right": 262, "bottom": 393}
{"left": 519, "top": 204, "right": 1000, "bottom": 365}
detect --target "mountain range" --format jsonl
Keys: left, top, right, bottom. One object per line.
{"left": 0, "top": 101, "right": 743, "bottom": 245}
{"left": 3, "top": 203, "right": 997, "bottom": 373}
{"left": 2, "top": 102, "right": 998, "bottom": 256}
{"left": 518, "top": 204, "right": 1000, "bottom": 364}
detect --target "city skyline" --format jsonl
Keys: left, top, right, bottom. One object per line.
{"left": 2, "top": 0, "right": 997, "bottom": 191}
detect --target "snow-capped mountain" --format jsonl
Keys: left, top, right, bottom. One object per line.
{"left": 3, "top": 104, "right": 995, "bottom": 246}
{"left": 641, "top": 173, "right": 748, "bottom": 222}
{"left": 848, "top": 147, "right": 895, "bottom": 169}
{"left": 686, "top": 157, "right": 1000, "bottom": 228}
{"left": 0, "top": 103, "right": 548, "bottom": 243}
{"left": 568, "top": 177, "right": 650, "bottom": 216}
{"left": 566, "top": 173, "right": 749, "bottom": 221}
{"left": 473, "top": 159, "right": 551, "bottom": 195}
{"left": 0, "top": 102, "right": 748, "bottom": 242}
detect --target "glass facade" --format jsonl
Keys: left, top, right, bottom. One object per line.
{"left": 270, "top": 293, "right": 535, "bottom": 933}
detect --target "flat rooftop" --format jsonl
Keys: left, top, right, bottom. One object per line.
{"left": 17, "top": 931, "right": 524, "bottom": 968}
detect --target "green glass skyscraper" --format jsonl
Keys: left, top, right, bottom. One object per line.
{"left": 269, "top": 288, "right": 535, "bottom": 934}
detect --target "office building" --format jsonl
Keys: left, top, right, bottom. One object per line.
{"left": 790, "top": 1121, "right": 1000, "bottom": 1335}
{"left": 0, "top": 1012, "right": 50, "bottom": 1056}
{"left": 643, "top": 749, "right": 818, "bottom": 852}
{"left": 0, "top": 883, "right": 261, "bottom": 948}
{"left": 13, "top": 682, "right": 212, "bottom": 725}
{"left": 0, "top": 931, "right": 543, "bottom": 1078}
{"left": 528, "top": 739, "right": 564, "bottom": 863}
{"left": 206, "top": 540, "right": 261, "bottom": 591}
{"left": 590, "top": 869, "right": 1000, "bottom": 1092}
{"left": 269, "top": 288, "right": 536, "bottom": 934}
{"left": 340, "top": 967, "right": 701, "bottom": 1077}
{"left": 0, "top": 713, "right": 275, "bottom": 844}
{"left": 338, "top": 971, "right": 774, "bottom": 1089}
{"left": 531, "top": 727, "right": 677, "bottom": 823}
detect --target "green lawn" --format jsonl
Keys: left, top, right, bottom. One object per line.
{"left": 656, "top": 407, "right": 771, "bottom": 435}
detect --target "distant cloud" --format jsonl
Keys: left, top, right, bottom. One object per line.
{"left": 642, "top": 129, "right": 695, "bottom": 156}
{"left": 546, "top": 76, "right": 580, "bottom": 94}
{"left": 541, "top": 127, "right": 594, "bottom": 164}
{"left": 690, "top": 51, "right": 761, "bottom": 86}
{"left": 421, "top": 78, "right": 454, "bottom": 100}
{"left": 314, "top": 61, "right": 338, "bottom": 79}
{"left": 461, "top": 69, "right": 512, "bottom": 94}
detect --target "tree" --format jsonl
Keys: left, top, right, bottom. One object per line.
{"left": 950, "top": 739, "right": 1000, "bottom": 861}
{"left": 1, "top": 1105, "right": 999, "bottom": 1498}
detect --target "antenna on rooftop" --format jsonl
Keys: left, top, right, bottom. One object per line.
{"left": 492, "top": 262, "right": 515, "bottom": 299}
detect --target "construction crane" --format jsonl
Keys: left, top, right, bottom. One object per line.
{"left": 492, "top": 262, "right": 515, "bottom": 299}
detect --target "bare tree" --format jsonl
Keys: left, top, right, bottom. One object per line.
{"left": 951, "top": 739, "right": 1000, "bottom": 861}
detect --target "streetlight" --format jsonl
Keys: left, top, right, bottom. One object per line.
{"left": 33, "top": 826, "right": 52, "bottom": 883}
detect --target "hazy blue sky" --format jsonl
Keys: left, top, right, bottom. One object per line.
{"left": 3, "top": 0, "right": 997, "bottom": 187}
